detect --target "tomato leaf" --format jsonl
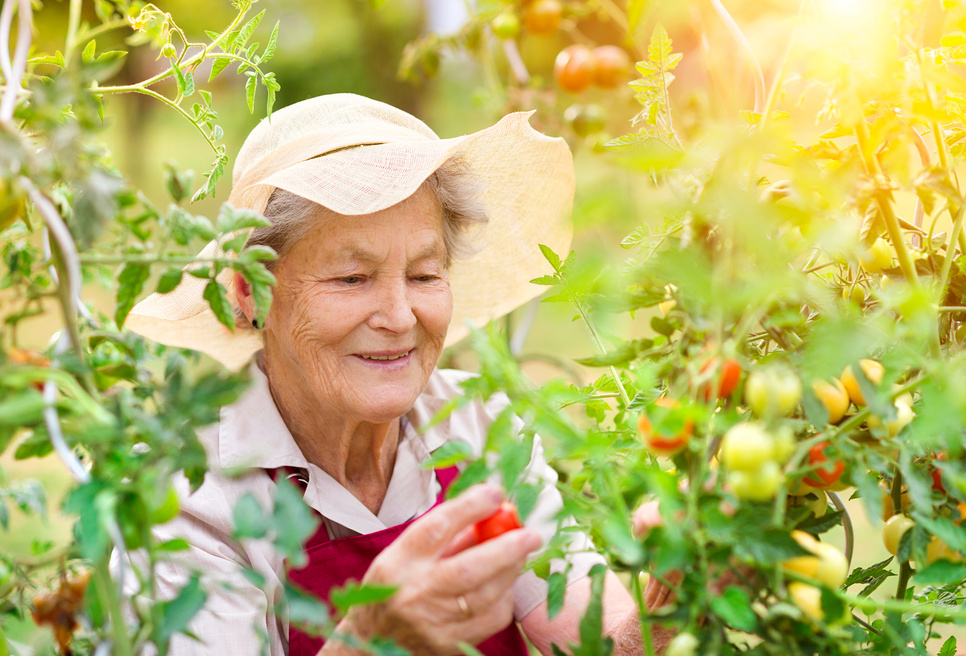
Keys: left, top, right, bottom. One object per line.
{"left": 154, "top": 575, "right": 207, "bottom": 644}
{"left": 546, "top": 571, "right": 567, "bottom": 619}
{"left": 710, "top": 586, "right": 758, "bottom": 632}
{"left": 913, "top": 560, "right": 966, "bottom": 585}
{"left": 329, "top": 580, "right": 398, "bottom": 615}
{"left": 115, "top": 262, "right": 151, "bottom": 328}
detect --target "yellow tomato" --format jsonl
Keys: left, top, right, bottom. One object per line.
{"left": 882, "top": 515, "right": 914, "bottom": 556}
{"left": 788, "top": 582, "right": 823, "bottom": 621}
{"left": 858, "top": 238, "right": 894, "bottom": 274}
{"left": 782, "top": 531, "right": 848, "bottom": 588}
{"left": 811, "top": 378, "right": 850, "bottom": 424}
{"left": 867, "top": 395, "right": 915, "bottom": 437}
{"left": 840, "top": 359, "right": 884, "bottom": 406}
{"left": 925, "top": 536, "right": 965, "bottom": 565}
{"left": 744, "top": 367, "right": 802, "bottom": 418}
{"left": 720, "top": 423, "right": 775, "bottom": 472}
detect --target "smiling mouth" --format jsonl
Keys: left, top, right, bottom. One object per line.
{"left": 358, "top": 350, "right": 413, "bottom": 361}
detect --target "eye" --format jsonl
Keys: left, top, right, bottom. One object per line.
{"left": 338, "top": 275, "right": 365, "bottom": 285}
{"left": 412, "top": 274, "right": 440, "bottom": 283}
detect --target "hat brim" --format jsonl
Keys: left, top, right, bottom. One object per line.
{"left": 126, "top": 111, "right": 574, "bottom": 371}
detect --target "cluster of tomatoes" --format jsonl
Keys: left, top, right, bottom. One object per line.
{"left": 634, "top": 346, "right": 966, "bottom": 620}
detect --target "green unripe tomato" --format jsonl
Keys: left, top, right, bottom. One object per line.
{"left": 720, "top": 423, "right": 775, "bottom": 472}
{"left": 564, "top": 104, "right": 607, "bottom": 138}
{"left": 729, "top": 460, "right": 783, "bottom": 502}
{"left": 491, "top": 11, "right": 521, "bottom": 39}
{"left": 161, "top": 43, "right": 177, "bottom": 58}
{"left": 150, "top": 485, "right": 181, "bottom": 524}
{"left": 744, "top": 367, "right": 802, "bottom": 417}
{"left": 664, "top": 632, "right": 699, "bottom": 656}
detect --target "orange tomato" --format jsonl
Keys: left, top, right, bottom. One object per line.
{"left": 591, "top": 45, "right": 631, "bottom": 88}
{"left": 554, "top": 45, "right": 596, "bottom": 94}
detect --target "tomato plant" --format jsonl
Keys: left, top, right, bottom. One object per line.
{"left": 474, "top": 502, "right": 523, "bottom": 543}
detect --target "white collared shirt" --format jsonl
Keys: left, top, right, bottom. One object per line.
{"left": 123, "top": 364, "right": 604, "bottom": 655}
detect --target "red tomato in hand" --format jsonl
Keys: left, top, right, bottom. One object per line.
{"left": 803, "top": 441, "right": 845, "bottom": 488}
{"left": 474, "top": 502, "right": 523, "bottom": 543}
{"left": 554, "top": 45, "right": 597, "bottom": 94}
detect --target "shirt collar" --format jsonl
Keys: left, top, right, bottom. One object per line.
{"left": 218, "top": 358, "right": 454, "bottom": 472}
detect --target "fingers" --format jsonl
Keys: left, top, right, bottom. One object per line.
{"left": 438, "top": 528, "right": 542, "bottom": 593}
{"left": 394, "top": 484, "right": 505, "bottom": 556}
{"left": 439, "top": 525, "right": 477, "bottom": 559}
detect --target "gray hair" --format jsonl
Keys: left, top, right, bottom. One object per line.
{"left": 248, "top": 158, "right": 488, "bottom": 270}
{"left": 235, "top": 159, "right": 487, "bottom": 327}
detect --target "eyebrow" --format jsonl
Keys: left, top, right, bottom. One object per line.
{"left": 339, "top": 242, "right": 446, "bottom": 264}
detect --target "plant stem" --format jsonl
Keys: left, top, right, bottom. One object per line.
{"left": 64, "top": 0, "right": 82, "bottom": 64}
{"left": 95, "top": 5, "right": 250, "bottom": 94}
{"left": 853, "top": 120, "right": 920, "bottom": 287}
{"left": 630, "top": 569, "right": 657, "bottom": 656}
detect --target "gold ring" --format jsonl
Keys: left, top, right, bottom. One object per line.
{"left": 457, "top": 594, "right": 471, "bottom": 618}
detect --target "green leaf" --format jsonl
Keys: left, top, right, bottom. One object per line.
{"left": 539, "top": 244, "right": 561, "bottom": 271}
{"left": 421, "top": 440, "right": 473, "bottom": 468}
{"left": 329, "top": 580, "right": 397, "bottom": 615}
{"left": 82, "top": 39, "right": 97, "bottom": 63}
{"left": 115, "top": 262, "right": 151, "bottom": 328}
{"left": 572, "top": 565, "right": 614, "bottom": 656}
{"left": 235, "top": 10, "right": 265, "bottom": 52}
{"left": 913, "top": 560, "right": 966, "bottom": 585}
{"left": 261, "top": 21, "right": 280, "bottom": 62}
{"left": 171, "top": 60, "right": 195, "bottom": 97}
{"left": 273, "top": 478, "right": 320, "bottom": 568}
{"left": 156, "top": 268, "right": 184, "bottom": 294}
{"left": 912, "top": 513, "right": 966, "bottom": 557}
{"left": 155, "top": 575, "right": 207, "bottom": 643}
{"left": 157, "top": 538, "right": 191, "bottom": 552}
{"left": 233, "top": 493, "right": 271, "bottom": 539}
{"left": 245, "top": 73, "right": 257, "bottom": 113}
{"left": 203, "top": 279, "right": 235, "bottom": 330}
{"left": 710, "top": 586, "right": 758, "bottom": 632}
{"left": 208, "top": 56, "right": 232, "bottom": 82}
{"left": 546, "top": 571, "right": 567, "bottom": 619}
{"left": 938, "top": 636, "right": 958, "bottom": 656}
{"left": 282, "top": 583, "right": 330, "bottom": 633}
{"left": 530, "top": 275, "right": 559, "bottom": 286}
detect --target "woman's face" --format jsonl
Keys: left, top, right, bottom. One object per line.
{"left": 261, "top": 185, "right": 452, "bottom": 424}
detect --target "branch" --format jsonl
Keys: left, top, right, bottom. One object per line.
{"left": 0, "top": 0, "right": 31, "bottom": 122}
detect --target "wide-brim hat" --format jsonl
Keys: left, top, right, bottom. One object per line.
{"left": 125, "top": 93, "right": 574, "bottom": 371}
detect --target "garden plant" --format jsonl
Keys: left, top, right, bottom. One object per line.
{"left": 2, "top": 0, "right": 966, "bottom": 655}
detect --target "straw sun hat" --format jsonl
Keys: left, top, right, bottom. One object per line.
{"left": 126, "top": 93, "right": 575, "bottom": 371}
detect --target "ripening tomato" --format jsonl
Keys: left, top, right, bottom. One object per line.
{"left": 554, "top": 45, "right": 596, "bottom": 94}
{"left": 474, "top": 502, "right": 523, "bottom": 543}
{"left": 637, "top": 397, "right": 693, "bottom": 457}
{"left": 925, "top": 535, "right": 965, "bottom": 565}
{"left": 803, "top": 441, "right": 845, "bottom": 488}
{"left": 699, "top": 355, "right": 742, "bottom": 401}
{"left": 522, "top": 0, "right": 562, "bottom": 36}
{"left": 811, "top": 378, "right": 850, "bottom": 424}
{"left": 925, "top": 455, "right": 946, "bottom": 498}
{"left": 840, "top": 359, "right": 884, "bottom": 406}
{"left": 787, "top": 582, "right": 823, "bottom": 621}
{"left": 879, "top": 482, "right": 910, "bottom": 521}
{"left": 591, "top": 45, "right": 631, "bottom": 88}
{"left": 882, "top": 515, "right": 914, "bottom": 557}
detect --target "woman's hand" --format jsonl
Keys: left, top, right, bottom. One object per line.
{"left": 337, "top": 484, "right": 543, "bottom": 656}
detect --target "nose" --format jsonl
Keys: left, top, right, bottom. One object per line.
{"left": 369, "top": 277, "right": 417, "bottom": 333}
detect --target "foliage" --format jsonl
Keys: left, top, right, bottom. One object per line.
{"left": 412, "top": 0, "right": 966, "bottom": 654}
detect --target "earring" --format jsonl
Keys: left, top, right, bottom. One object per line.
{"left": 251, "top": 318, "right": 260, "bottom": 329}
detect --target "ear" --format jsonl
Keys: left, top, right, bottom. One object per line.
{"left": 234, "top": 270, "right": 255, "bottom": 324}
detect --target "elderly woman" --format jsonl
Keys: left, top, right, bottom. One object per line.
{"left": 125, "top": 94, "right": 670, "bottom": 656}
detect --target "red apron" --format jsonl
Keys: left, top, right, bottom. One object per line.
{"left": 283, "top": 465, "right": 530, "bottom": 656}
